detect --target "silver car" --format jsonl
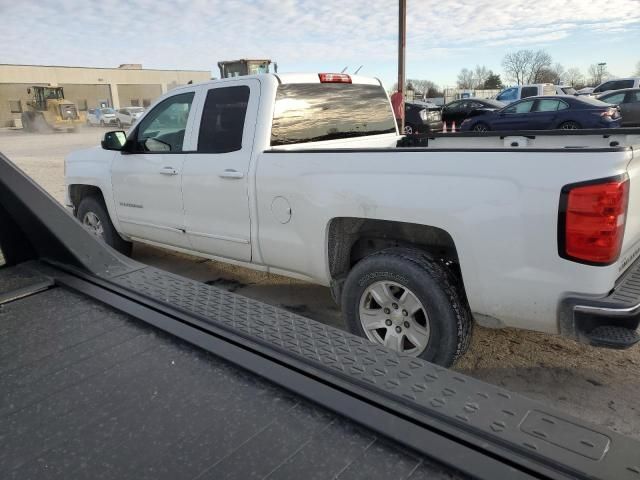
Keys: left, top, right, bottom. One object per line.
{"left": 598, "top": 88, "right": 640, "bottom": 126}
{"left": 116, "top": 106, "right": 145, "bottom": 128}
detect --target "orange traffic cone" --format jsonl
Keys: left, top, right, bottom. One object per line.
{"left": 451, "top": 121, "right": 457, "bottom": 133}
{"left": 442, "top": 122, "right": 447, "bottom": 133}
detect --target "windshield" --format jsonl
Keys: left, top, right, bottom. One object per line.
{"left": 560, "top": 87, "right": 577, "bottom": 95}
{"left": 271, "top": 83, "right": 396, "bottom": 146}
{"left": 128, "top": 107, "right": 144, "bottom": 113}
{"left": 101, "top": 108, "right": 115, "bottom": 114}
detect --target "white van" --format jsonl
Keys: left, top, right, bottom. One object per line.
{"left": 495, "top": 84, "right": 557, "bottom": 104}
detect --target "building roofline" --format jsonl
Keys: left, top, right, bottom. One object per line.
{"left": 0, "top": 63, "right": 210, "bottom": 74}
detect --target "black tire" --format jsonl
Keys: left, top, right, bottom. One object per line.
{"left": 341, "top": 248, "right": 472, "bottom": 367}
{"left": 77, "top": 195, "right": 132, "bottom": 256}
{"left": 558, "top": 121, "right": 581, "bottom": 130}
{"left": 472, "top": 122, "right": 490, "bottom": 132}
{"left": 404, "top": 123, "right": 416, "bottom": 135}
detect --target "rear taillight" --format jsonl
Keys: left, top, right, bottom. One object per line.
{"left": 318, "top": 73, "right": 352, "bottom": 83}
{"left": 559, "top": 176, "right": 629, "bottom": 265}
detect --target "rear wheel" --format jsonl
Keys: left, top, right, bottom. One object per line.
{"left": 472, "top": 122, "right": 490, "bottom": 132}
{"left": 404, "top": 123, "right": 416, "bottom": 135}
{"left": 559, "top": 121, "right": 581, "bottom": 130}
{"left": 342, "top": 248, "right": 472, "bottom": 366}
{"left": 77, "top": 195, "right": 132, "bottom": 256}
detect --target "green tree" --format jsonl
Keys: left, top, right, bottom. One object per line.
{"left": 483, "top": 73, "right": 503, "bottom": 89}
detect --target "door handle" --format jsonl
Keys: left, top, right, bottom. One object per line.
{"left": 159, "top": 166, "right": 178, "bottom": 176}
{"left": 219, "top": 169, "right": 244, "bottom": 179}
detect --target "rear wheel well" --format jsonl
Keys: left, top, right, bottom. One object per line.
{"left": 327, "top": 218, "right": 463, "bottom": 300}
{"left": 69, "top": 184, "right": 103, "bottom": 213}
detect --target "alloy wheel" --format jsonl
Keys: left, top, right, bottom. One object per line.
{"left": 359, "top": 281, "right": 430, "bottom": 356}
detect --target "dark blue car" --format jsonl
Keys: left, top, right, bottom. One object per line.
{"left": 460, "top": 95, "right": 621, "bottom": 132}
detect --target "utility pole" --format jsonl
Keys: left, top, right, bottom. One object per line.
{"left": 398, "top": 0, "right": 406, "bottom": 131}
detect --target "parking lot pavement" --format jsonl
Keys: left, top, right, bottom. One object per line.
{"left": 2, "top": 127, "right": 638, "bottom": 439}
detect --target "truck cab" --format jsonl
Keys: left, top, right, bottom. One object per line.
{"left": 495, "top": 83, "right": 557, "bottom": 104}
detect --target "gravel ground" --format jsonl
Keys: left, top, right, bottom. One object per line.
{"left": 1, "top": 127, "right": 638, "bottom": 439}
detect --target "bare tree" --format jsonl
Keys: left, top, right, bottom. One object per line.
{"left": 588, "top": 63, "right": 609, "bottom": 86}
{"left": 407, "top": 79, "right": 441, "bottom": 97}
{"left": 457, "top": 68, "right": 475, "bottom": 89}
{"left": 564, "top": 67, "right": 584, "bottom": 88}
{"left": 502, "top": 50, "right": 532, "bottom": 84}
{"left": 473, "top": 65, "right": 490, "bottom": 88}
{"left": 502, "top": 49, "right": 552, "bottom": 84}
{"left": 528, "top": 51, "right": 553, "bottom": 83}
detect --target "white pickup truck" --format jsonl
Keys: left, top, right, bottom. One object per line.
{"left": 65, "top": 72, "right": 640, "bottom": 366}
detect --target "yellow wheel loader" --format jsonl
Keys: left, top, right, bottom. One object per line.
{"left": 21, "top": 86, "right": 84, "bottom": 132}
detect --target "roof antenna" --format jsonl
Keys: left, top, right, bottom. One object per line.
{"left": 354, "top": 65, "right": 363, "bottom": 74}
{"left": 340, "top": 66, "right": 349, "bottom": 73}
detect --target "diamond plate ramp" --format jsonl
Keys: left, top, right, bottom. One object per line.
{"left": 103, "top": 266, "right": 640, "bottom": 480}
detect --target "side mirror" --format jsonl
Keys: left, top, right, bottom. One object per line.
{"left": 101, "top": 131, "right": 127, "bottom": 151}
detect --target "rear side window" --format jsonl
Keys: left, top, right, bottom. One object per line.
{"left": 198, "top": 86, "right": 250, "bottom": 153}
{"left": 535, "top": 99, "right": 562, "bottom": 112}
{"left": 271, "top": 83, "right": 396, "bottom": 146}
{"left": 521, "top": 87, "right": 538, "bottom": 99}
{"left": 629, "top": 91, "right": 640, "bottom": 103}
{"left": 505, "top": 100, "right": 534, "bottom": 114}
{"left": 616, "top": 80, "right": 634, "bottom": 89}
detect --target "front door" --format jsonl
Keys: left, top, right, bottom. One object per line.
{"left": 182, "top": 80, "right": 259, "bottom": 262}
{"left": 111, "top": 91, "right": 196, "bottom": 249}
{"left": 492, "top": 99, "right": 535, "bottom": 130}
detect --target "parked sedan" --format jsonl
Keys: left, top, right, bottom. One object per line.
{"left": 441, "top": 98, "right": 504, "bottom": 127}
{"left": 597, "top": 89, "right": 640, "bottom": 126}
{"left": 86, "top": 108, "right": 118, "bottom": 127}
{"left": 404, "top": 101, "right": 443, "bottom": 134}
{"left": 116, "top": 107, "right": 145, "bottom": 128}
{"left": 460, "top": 96, "right": 621, "bottom": 132}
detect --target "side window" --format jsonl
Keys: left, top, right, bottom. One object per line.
{"left": 521, "top": 87, "right": 538, "bottom": 99}
{"left": 593, "top": 81, "right": 612, "bottom": 94}
{"left": 535, "top": 99, "right": 561, "bottom": 112}
{"left": 134, "top": 92, "right": 194, "bottom": 153}
{"left": 603, "top": 93, "right": 626, "bottom": 104}
{"left": 497, "top": 88, "right": 517, "bottom": 101}
{"left": 628, "top": 92, "right": 640, "bottom": 103}
{"left": 617, "top": 80, "right": 634, "bottom": 89}
{"left": 505, "top": 100, "right": 534, "bottom": 114}
{"left": 198, "top": 86, "right": 250, "bottom": 154}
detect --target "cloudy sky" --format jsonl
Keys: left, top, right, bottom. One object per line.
{"left": 1, "top": 0, "right": 639, "bottom": 87}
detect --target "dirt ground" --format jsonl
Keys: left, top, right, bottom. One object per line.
{"left": 1, "top": 127, "right": 638, "bottom": 440}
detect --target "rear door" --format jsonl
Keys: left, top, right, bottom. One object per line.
{"left": 530, "top": 99, "right": 566, "bottom": 129}
{"left": 111, "top": 90, "right": 197, "bottom": 249}
{"left": 182, "top": 80, "right": 258, "bottom": 261}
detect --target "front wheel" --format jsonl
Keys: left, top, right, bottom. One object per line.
{"left": 472, "top": 123, "right": 490, "bottom": 132}
{"left": 404, "top": 124, "right": 415, "bottom": 135}
{"left": 77, "top": 195, "right": 132, "bottom": 256}
{"left": 341, "top": 248, "right": 472, "bottom": 366}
